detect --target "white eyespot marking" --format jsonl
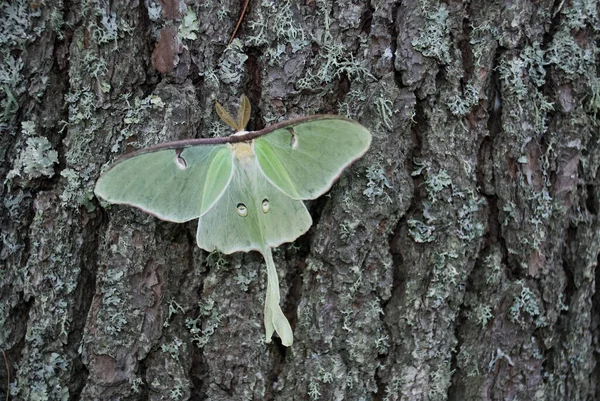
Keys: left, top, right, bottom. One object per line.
{"left": 262, "top": 199, "right": 270, "bottom": 213}
{"left": 237, "top": 203, "right": 248, "bottom": 217}
{"left": 175, "top": 151, "right": 187, "bottom": 169}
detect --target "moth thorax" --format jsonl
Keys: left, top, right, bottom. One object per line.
{"left": 232, "top": 142, "right": 254, "bottom": 163}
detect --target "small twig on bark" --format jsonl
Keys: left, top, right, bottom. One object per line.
{"left": 229, "top": 0, "right": 251, "bottom": 44}
{"left": 2, "top": 350, "right": 8, "bottom": 401}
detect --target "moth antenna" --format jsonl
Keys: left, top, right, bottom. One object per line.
{"left": 237, "top": 94, "right": 252, "bottom": 130}
{"left": 216, "top": 101, "right": 240, "bottom": 131}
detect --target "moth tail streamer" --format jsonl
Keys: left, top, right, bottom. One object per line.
{"left": 263, "top": 248, "right": 293, "bottom": 347}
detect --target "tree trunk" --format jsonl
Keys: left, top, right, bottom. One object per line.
{"left": 1, "top": 0, "right": 599, "bottom": 400}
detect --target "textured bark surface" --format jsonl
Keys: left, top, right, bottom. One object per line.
{"left": 1, "top": 0, "right": 599, "bottom": 400}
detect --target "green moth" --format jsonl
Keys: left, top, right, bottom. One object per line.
{"left": 94, "top": 95, "right": 372, "bottom": 346}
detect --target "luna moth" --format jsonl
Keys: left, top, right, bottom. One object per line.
{"left": 94, "top": 95, "right": 371, "bottom": 346}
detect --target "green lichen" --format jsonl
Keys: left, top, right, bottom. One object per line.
{"left": 497, "top": 41, "right": 548, "bottom": 103}
{"left": 429, "top": 361, "right": 452, "bottom": 397}
{"left": 522, "top": 42, "right": 546, "bottom": 87}
{"left": 186, "top": 297, "right": 223, "bottom": 348}
{"left": 426, "top": 250, "right": 460, "bottom": 308}
{"left": 447, "top": 83, "right": 480, "bottom": 116}
{"left": 206, "top": 119, "right": 229, "bottom": 138}
{"left": 147, "top": 0, "right": 162, "bottom": 21}
{"left": 411, "top": 158, "right": 428, "bottom": 177}
{"left": 85, "top": 2, "right": 134, "bottom": 48}
{"left": 92, "top": 12, "right": 118, "bottom": 44}
{"left": 425, "top": 169, "right": 452, "bottom": 202}
{"left": 218, "top": 40, "right": 248, "bottom": 86}
{"left": 546, "top": 30, "right": 596, "bottom": 78}
{"left": 216, "top": 6, "right": 230, "bottom": 21}
{"left": 509, "top": 280, "right": 545, "bottom": 327}
{"left": 586, "top": 77, "right": 600, "bottom": 116}
{"left": 292, "top": 1, "right": 373, "bottom": 93}
{"left": 339, "top": 221, "right": 359, "bottom": 242}
{"left": 560, "top": 0, "right": 599, "bottom": 29}
{"left": 164, "top": 300, "right": 185, "bottom": 328}
{"left": 295, "top": 39, "right": 373, "bottom": 91}
{"left": 0, "top": 53, "right": 24, "bottom": 92}
{"left": 407, "top": 219, "right": 436, "bottom": 243}
{"left": 308, "top": 378, "right": 321, "bottom": 400}
{"left": 97, "top": 267, "right": 130, "bottom": 336}
{"left": 0, "top": 0, "right": 36, "bottom": 48}
{"left": 13, "top": 352, "right": 70, "bottom": 401}
{"left": 206, "top": 250, "right": 228, "bottom": 270}
{"left": 473, "top": 304, "right": 494, "bottom": 328}
{"left": 200, "top": 68, "right": 220, "bottom": 89}
{"left": 64, "top": 87, "right": 95, "bottom": 127}
{"left": 530, "top": 91, "right": 554, "bottom": 136}
{"left": 363, "top": 164, "right": 392, "bottom": 204}
{"left": 483, "top": 249, "right": 503, "bottom": 286}
{"left": 264, "top": 43, "right": 287, "bottom": 67}
{"left": 10, "top": 193, "right": 84, "bottom": 400}
{"left": 456, "top": 348, "right": 481, "bottom": 377}
{"left": 0, "top": 53, "right": 24, "bottom": 127}
{"left": 343, "top": 265, "right": 364, "bottom": 298}
{"left": 246, "top": 0, "right": 308, "bottom": 51}
{"left": 456, "top": 193, "right": 486, "bottom": 241}
{"left": 5, "top": 122, "right": 58, "bottom": 184}
{"left": 0, "top": 0, "right": 47, "bottom": 127}
{"left": 169, "top": 383, "right": 184, "bottom": 400}
{"left": 488, "top": 348, "right": 514, "bottom": 371}
{"left": 469, "top": 20, "right": 499, "bottom": 69}
{"left": 340, "top": 292, "right": 388, "bottom": 363}
{"left": 178, "top": 9, "right": 200, "bottom": 41}
{"left": 296, "top": 302, "right": 312, "bottom": 328}
{"left": 233, "top": 264, "right": 258, "bottom": 291}
{"left": 411, "top": 2, "right": 451, "bottom": 64}
{"left": 337, "top": 88, "right": 367, "bottom": 118}
{"left": 305, "top": 359, "right": 344, "bottom": 400}
{"left": 498, "top": 56, "right": 529, "bottom": 100}
{"left": 59, "top": 168, "right": 96, "bottom": 211}
{"left": 383, "top": 375, "right": 403, "bottom": 401}
{"left": 113, "top": 94, "right": 166, "bottom": 152}
{"left": 523, "top": 187, "right": 554, "bottom": 252}
{"left": 130, "top": 377, "right": 144, "bottom": 394}
{"left": 373, "top": 95, "right": 394, "bottom": 129}
{"left": 161, "top": 337, "right": 184, "bottom": 360}
{"left": 82, "top": 52, "right": 108, "bottom": 82}
{"left": 374, "top": 332, "right": 390, "bottom": 354}
{"left": 501, "top": 200, "right": 518, "bottom": 226}
{"left": 148, "top": 376, "right": 186, "bottom": 401}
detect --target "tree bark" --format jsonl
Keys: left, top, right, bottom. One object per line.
{"left": 1, "top": 0, "right": 599, "bottom": 400}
